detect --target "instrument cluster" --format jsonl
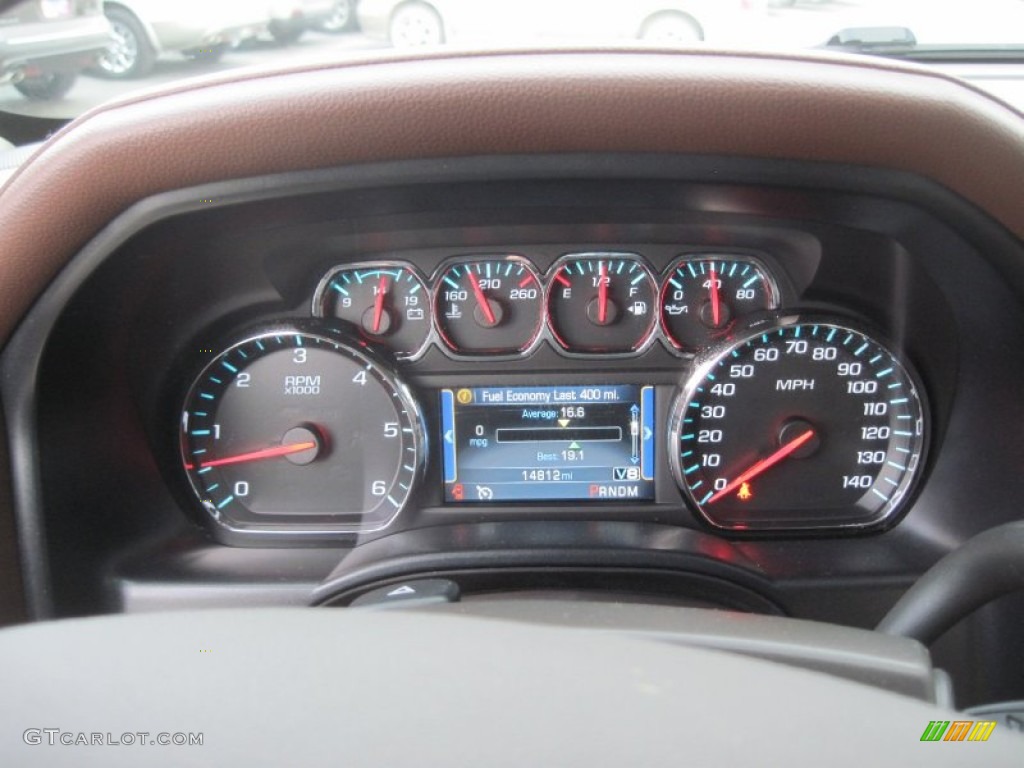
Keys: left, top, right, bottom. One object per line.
{"left": 177, "top": 246, "right": 929, "bottom": 543}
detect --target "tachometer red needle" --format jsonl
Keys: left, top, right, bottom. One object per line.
{"left": 709, "top": 267, "right": 721, "bottom": 327}
{"left": 707, "top": 428, "right": 815, "bottom": 504}
{"left": 598, "top": 261, "right": 609, "bottom": 324}
{"left": 468, "top": 270, "right": 497, "bottom": 325}
{"left": 198, "top": 441, "right": 317, "bottom": 469}
{"left": 372, "top": 275, "right": 389, "bottom": 333}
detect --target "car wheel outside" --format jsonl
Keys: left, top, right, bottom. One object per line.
{"left": 320, "top": 0, "right": 356, "bottom": 32}
{"left": 92, "top": 6, "right": 156, "bottom": 78}
{"left": 13, "top": 72, "right": 77, "bottom": 100}
{"left": 638, "top": 12, "right": 703, "bottom": 44}
{"left": 389, "top": 3, "right": 444, "bottom": 47}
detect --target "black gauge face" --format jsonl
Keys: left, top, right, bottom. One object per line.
{"left": 671, "top": 319, "right": 927, "bottom": 532}
{"left": 660, "top": 256, "right": 778, "bottom": 353}
{"left": 546, "top": 254, "right": 657, "bottom": 354}
{"left": 314, "top": 264, "right": 431, "bottom": 358}
{"left": 180, "top": 330, "right": 423, "bottom": 536}
{"left": 433, "top": 257, "right": 544, "bottom": 355}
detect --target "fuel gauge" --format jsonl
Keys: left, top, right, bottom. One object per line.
{"left": 546, "top": 253, "right": 657, "bottom": 354}
{"left": 313, "top": 262, "right": 431, "bottom": 359}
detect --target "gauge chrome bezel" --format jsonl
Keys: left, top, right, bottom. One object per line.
{"left": 668, "top": 312, "right": 929, "bottom": 534}
{"left": 179, "top": 323, "right": 427, "bottom": 542}
{"left": 312, "top": 249, "right": 785, "bottom": 361}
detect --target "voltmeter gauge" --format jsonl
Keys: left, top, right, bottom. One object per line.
{"left": 180, "top": 328, "right": 424, "bottom": 538}
{"left": 433, "top": 256, "right": 544, "bottom": 356}
{"left": 313, "top": 263, "right": 431, "bottom": 359}
{"left": 546, "top": 254, "right": 657, "bottom": 354}
{"left": 660, "top": 256, "right": 778, "bottom": 353}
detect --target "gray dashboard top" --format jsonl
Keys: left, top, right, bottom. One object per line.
{"left": 0, "top": 607, "right": 1019, "bottom": 766}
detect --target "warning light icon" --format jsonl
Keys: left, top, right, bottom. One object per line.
{"left": 737, "top": 482, "right": 753, "bottom": 501}
{"left": 456, "top": 389, "right": 473, "bottom": 404}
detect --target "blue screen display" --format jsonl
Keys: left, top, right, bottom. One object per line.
{"left": 441, "top": 384, "right": 655, "bottom": 503}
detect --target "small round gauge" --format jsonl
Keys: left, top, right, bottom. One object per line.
{"left": 313, "top": 263, "right": 431, "bottom": 358}
{"left": 546, "top": 254, "right": 657, "bottom": 354}
{"left": 670, "top": 318, "right": 927, "bottom": 532}
{"left": 433, "top": 256, "right": 544, "bottom": 355}
{"left": 660, "top": 256, "right": 778, "bottom": 353}
{"left": 180, "top": 328, "right": 424, "bottom": 537}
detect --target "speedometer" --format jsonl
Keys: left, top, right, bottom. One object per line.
{"left": 670, "top": 317, "right": 927, "bottom": 532}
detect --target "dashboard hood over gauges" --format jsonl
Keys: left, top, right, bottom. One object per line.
{"left": 3, "top": 47, "right": 1024, "bottom": 350}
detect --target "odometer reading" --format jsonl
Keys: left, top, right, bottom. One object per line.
{"left": 671, "top": 320, "right": 927, "bottom": 531}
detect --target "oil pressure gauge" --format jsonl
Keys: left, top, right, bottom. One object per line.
{"left": 660, "top": 256, "right": 778, "bottom": 353}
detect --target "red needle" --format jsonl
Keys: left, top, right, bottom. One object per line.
{"left": 707, "top": 429, "right": 815, "bottom": 504}
{"left": 598, "top": 261, "right": 609, "bottom": 324}
{"left": 709, "top": 267, "right": 721, "bottom": 327}
{"left": 372, "top": 275, "right": 389, "bottom": 334}
{"left": 467, "top": 270, "right": 497, "bottom": 325}
{"left": 198, "top": 441, "right": 317, "bottom": 469}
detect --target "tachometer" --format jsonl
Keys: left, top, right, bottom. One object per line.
{"left": 670, "top": 317, "right": 927, "bottom": 532}
{"left": 180, "top": 328, "right": 424, "bottom": 539}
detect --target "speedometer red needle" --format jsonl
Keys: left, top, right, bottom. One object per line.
{"left": 197, "top": 441, "right": 317, "bottom": 469}
{"left": 707, "top": 428, "right": 815, "bottom": 504}
{"left": 598, "top": 261, "right": 609, "bottom": 324}
{"left": 468, "top": 270, "right": 497, "bottom": 326}
{"left": 709, "top": 267, "right": 721, "bottom": 327}
{"left": 372, "top": 275, "right": 389, "bottom": 333}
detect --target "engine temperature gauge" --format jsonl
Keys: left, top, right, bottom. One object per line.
{"left": 434, "top": 256, "right": 544, "bottom": 356}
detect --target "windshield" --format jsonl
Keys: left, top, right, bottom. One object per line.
{"left": 1, "top": 0, "right": 1024, "bottom": 129}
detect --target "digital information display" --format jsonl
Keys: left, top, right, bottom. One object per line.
{"left": 441, "top": 385, "right": 655, "bottom": 503}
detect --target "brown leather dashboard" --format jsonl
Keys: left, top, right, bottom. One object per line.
{"left": 1, "top": 48, "right": 1024, "bottom": 348}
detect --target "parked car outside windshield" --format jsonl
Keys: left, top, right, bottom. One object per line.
{"left": 0, "top": 0, "right": 110, "bottom": 100}
{"left": 2, "top": 0, "right": 1024, "bottom": 128}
